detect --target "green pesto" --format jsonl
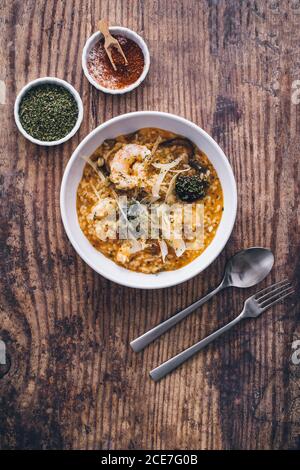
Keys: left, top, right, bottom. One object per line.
{"left": 175, "top": 174, "right": 209, "bottom": 202}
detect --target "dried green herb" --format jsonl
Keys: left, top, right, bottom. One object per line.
{"left": 19, "top": 84, "right": 78, "bottom": 141}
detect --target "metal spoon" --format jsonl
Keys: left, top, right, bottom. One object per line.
{"left": 130, "top": 247, "right": 274, "bottom": 352}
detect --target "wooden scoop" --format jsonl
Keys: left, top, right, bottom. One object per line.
{"left": 98, "top": 19, "right": 128, "bottom": 71}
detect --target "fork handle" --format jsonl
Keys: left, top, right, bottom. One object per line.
{"left": 150, "top": 314, "right": 243, "bottom": 381}
{"left": 130, "top": 284, "right": 224, "bottom": 352}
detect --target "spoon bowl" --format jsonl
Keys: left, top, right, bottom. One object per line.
{"left": 223, "top": 247, "right": 275, "bottom": 288}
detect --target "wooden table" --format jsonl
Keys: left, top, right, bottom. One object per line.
{"left": 1, "top": 0, "right": 300, "bottom": 450}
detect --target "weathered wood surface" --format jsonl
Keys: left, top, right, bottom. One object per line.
{"left": 0, "top": 0, "right": 300, "bottom": 450}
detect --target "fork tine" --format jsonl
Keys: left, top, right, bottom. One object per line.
{"left": 260, "top": 288, "right": 294, "bottom": 310}
{"left": 254, "top": 279, "right": 289, "bottom": 300}
{"left": 257, "top": 280, "right": 291, "bottom": 303}
{"left": 260, "top": 285, "right": 293, "bottom": 307}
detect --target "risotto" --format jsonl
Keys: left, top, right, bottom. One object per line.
{"left": 76, "top": 128, "right": 223, "bottom": 273}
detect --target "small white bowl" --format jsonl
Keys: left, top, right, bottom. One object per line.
{"left": 14, "top": 77, "right": 83, "bottom": 146}
{"left": 82, "top": 27, "right": 150, "bottom": 94}
{"left": 60, "top": 111, "right": 237, "bottom": 290}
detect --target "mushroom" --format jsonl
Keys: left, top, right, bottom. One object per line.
{"left": 159, "top": 137, "right": 207, "bottom": 173}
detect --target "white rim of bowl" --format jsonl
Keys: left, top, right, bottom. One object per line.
{"left": 60, "top": 111, "right": 238, "bottom": 289}
{"left": 14, "top": 77, "right": 84, "bottom": 146}
{"left": 82, "top": 27, "right": 150, "bottom": 95}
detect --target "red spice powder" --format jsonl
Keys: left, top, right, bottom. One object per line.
{"left": 87, "top": 35, "right": 145, "bottom": 90}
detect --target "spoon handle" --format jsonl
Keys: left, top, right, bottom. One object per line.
{"left": 130, "top": 284, "right": 223, "bottom": 352}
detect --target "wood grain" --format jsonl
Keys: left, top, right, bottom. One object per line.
{"left": 0, "top": 0, "right": 300, "bottom": 450}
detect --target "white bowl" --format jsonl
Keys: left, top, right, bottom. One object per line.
{"left": 60, "top": 111, "right": 237, "bottom": 289}
{"left": 14, "top": 77, "right": 83, "bottom": 146}
{"left": 82, "top": 27, "right": 150, "bottom": 94}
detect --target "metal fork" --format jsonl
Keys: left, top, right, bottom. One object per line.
{"left": 150, "top": 280, "right": 294, "bottom": 382}
{"left": 98, "top": 19, "right": 128, "bottom": 71}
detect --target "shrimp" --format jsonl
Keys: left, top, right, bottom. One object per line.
{"left": 88, "top": 198, "right": 118, "bottom": 241}
{"left": 109, "top": 144, "right": 151, "bottom": 190}
{"left": 88, "top": 197, "right": 117, "bottom": 220}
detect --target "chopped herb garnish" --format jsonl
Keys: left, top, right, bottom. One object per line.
{"left": 175, "top": 174, "right": 209, "bottom": 202}
{"left": 19, "top": 84, "right": 78, "bottom": 141}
